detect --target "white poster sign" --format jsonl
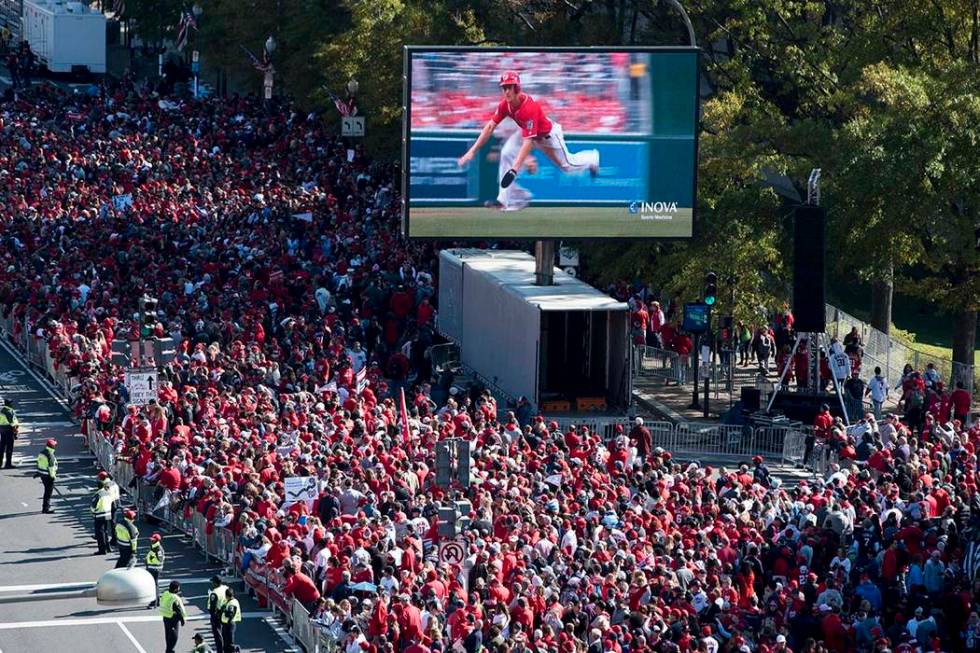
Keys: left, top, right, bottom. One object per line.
{"left": 283, "top": 476, "right": 318, "bottom": 507}
{"left": 125, "top": 368, "right": 158, "bottom": 406}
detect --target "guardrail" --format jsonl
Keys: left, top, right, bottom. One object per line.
{"left": 82, "top": 419, "right": 343, "bottom": 651}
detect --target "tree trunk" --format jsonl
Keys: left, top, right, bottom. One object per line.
{"left": 952, "top": 309, "right": 978, "bottom": 368}
{"left": 869, "top": 265, "right": 893, "bottom": 335}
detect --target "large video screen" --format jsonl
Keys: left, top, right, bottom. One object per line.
{"left": 402, "top": 47, "right": 699, "bottom": 240}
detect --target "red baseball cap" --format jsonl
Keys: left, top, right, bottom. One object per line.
{"left": 499, "top": 71, "right": 521, "bottom": 87}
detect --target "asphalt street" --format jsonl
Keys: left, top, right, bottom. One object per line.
{"left": 0, "top": 337, "right": 297, "bottom": 652}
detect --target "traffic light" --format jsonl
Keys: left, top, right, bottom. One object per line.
{"left": 138, "top": 295, "right": 158, "bottom": 339}
{"left": 703, "top": 272, "right": 717, "bottom": 306}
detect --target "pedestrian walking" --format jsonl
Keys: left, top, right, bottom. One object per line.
{"left": 220, "top": 586, "right": 242, "bottom": 652}
{"left": 0, "top": 398, "right": 19, "bottom": 468}
{"left": 158, "top": 580, "right": 186, "bottom": 653}
{"left": 192, "top": 633, "right": 214, "bottom": 653}
{"left": 866, "top": 366, "right": 888, "bottom": 420}
{"left": 34, "top": 438, "right": 58, "bottom": 513}
{"left": 114, "top": 509, "right": 139, "bottom": 568}
{"left": 207, "top": 575, "right": 229, "bottom": 652}
{"left": 90, "top": 478, "right": 113, "bottom": 554}
{"left": 145, "top": 532, "right": 165, "bottom": 608}
{"left": 97, "top": 471, "right": 121, "bottom": 545}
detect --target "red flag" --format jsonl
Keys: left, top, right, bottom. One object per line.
{"left": 399, "top": 387, "right": 411, "bottom": 451}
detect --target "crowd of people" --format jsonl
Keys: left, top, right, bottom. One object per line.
{"left": 2, "top": 77, "right": 980, "bottom": 653}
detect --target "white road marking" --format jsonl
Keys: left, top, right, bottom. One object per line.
{"left": 263, "top": 616, "right": 303, "bottom": 652}
{"left": 0, "top": 581, "right": 95, "bottom": 593}
{"left": 117, "top": 621, "right": 148, "bottom": 653}
{"left": 20, "top": 502, "right": 27, "bottom": 508}
{"left": 0, "top": 611, "right": 270, "bottom": 630}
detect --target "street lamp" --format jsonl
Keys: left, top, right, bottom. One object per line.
{"left": 191, "top": 4, "right": 203, "bottom": 98}
{"left": 263, "top": 36, "right": 277, "bottom": 100}
{"left": 346, "top": 78, "right": 359, "bottom": 96}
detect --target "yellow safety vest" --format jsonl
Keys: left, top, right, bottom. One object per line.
{"left": 35, "top": 448, "right": 57, "bottom": 478}
{"left": 91, "top": 490, "right": 112, "bottom": 517}
{"left": 0, "top": 406, "right": 17, "bottom": 428}
{"left": 159, "top": 591, "right": 183, "bottom": 619}
{"left": 115, "top": 522, "right": 138, "bottom": 550}
{"left": 208, "top": 584, "right": 228, "bottom": 616}
{"left": 145, "top": 544, "right": 164, "bottom": 570}
{"left": 221, "top": 597, "right": 242, "bottom": 623}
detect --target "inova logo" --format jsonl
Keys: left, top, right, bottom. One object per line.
{"left": 629, "top": 201, "right": 679, "bottom": 220}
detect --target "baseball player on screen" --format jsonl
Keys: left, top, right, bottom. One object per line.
{"left": 457, "top": 71, "right": 600, "bottom": 211}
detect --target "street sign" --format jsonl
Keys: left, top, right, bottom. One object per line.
{"left": 124, "top": 368, "right": 158, "bottom": 406}
{"left": 264, "top": 85, "right": 272, "bottom": 100}
{"left": 341, "top": 116, "right": 365, "bottom": 137}
{"left": 682, "top": 302, "right": 710, "bottom": 334}
{"left": 192, "top": 50, "right": 199, "bottom": 63}
{"left": 438, "top": 539, "right": 466, "bottom": 566}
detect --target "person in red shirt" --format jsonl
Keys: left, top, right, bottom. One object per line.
{"left": 282, "top": 565, "right": 321, "bottom": 612}
{"left": 951, "top": 381, "right": 972, "bottom": 423}
{"left": 457, "top": 71, "right": 600, "bottom": 211}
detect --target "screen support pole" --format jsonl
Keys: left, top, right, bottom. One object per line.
{"left": 535, "top": 241, "right": 554, "bottom": 286}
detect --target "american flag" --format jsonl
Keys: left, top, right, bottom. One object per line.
{"left": 967, "top": 539, "right": 980, "bottom": 582}
{"left": 241, "top": 45, "right": 273, "bottom": 73}
{"left": 175, "top": 9, "right": 197, "bottom": 51}
{"left": 326, "top": 90, "right": 357, "bottom": 117}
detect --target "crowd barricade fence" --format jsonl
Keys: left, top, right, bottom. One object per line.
{"left": 290, "top": 600, "right": 318, "bottom": 652}
{"left": 635, "top": 345, "right": 685, "bottom": 384}
{"left": 661, "top": 423, "right": 756, "bottom": 458}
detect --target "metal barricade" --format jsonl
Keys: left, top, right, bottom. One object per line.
{"left": 212, "top": 527, "right": 237, "bottom": 566}
{"left": 754, "top": 425, "right": 812, "bottom": 457}
{"left": 636, "top": 345, "right": 684, "bottom": 384}
{"left": 291, "top": 600, "right": 318, "bottom": 652}
{"left": 667, "top": 422, "right": 756, "bottom": 457}
{"left": 781, "top": 430, "right": 807, "bottom": 467}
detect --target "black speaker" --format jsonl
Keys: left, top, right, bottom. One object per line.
{"left": 793, "top": 206, "right": 826, "bottom": 332}
{"left": 741, "top": 386, "right": 761, "bottom": 412}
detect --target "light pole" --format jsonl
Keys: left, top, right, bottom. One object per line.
{"left": 263, "top": 35, "right": 277, "bottom": 100}
{"left": 191, "top": 3, "right": 202, "bottom": 98}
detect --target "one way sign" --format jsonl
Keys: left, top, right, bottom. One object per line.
{"left": 125, "top": 368, "right": 158, "bottom": 406}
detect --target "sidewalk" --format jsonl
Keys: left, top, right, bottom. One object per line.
{"left": 634, "top": 360, "right": 902, "bottom": 423}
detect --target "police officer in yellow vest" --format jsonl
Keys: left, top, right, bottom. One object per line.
{"left": 145, "top": 532, "right": 165, "bottom": 608}
{"left": 0, "top": 398, "right": 19, "bottom": 468}
{"left": 207, "top": 575, "right": 229, "bottom": 651}
{"left": 91, "top": 478, "right": 113, "bottom": 554}
{"left": 34, "top": 438, "right": 57, "bottom": 513}
{"left": 158, "top": 580, "right": 186, "bottom": 653}
{"left": 114, "top": 509, "right": 139, "bottom": 568}
{"left": 220, "top": 586, "right": 242, "bottom": 653}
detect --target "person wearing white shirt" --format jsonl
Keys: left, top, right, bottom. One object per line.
{"left": 347, "top": 342, "right": 367, "bottom": 374}
{"left": 866, "top": 367, "right": 888, "bottom": 419}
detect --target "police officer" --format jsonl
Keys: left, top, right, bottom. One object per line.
{"left": 34, "top": 438, "right": 57, "bottom": 513}
{"left": 192, "top": 633, "right": 214, "bottom": 653}
{"left": 114, "top": 509, "right": 139, "bottom": 568}
{"left": 158, "top": 580, "right": 186, "bottom": 653}
{"left": 91, "top": 478, "right": 113, "bottom": 554}
{"left": 220, "top": 586, "right": 242, "bottom": 653}
{"left": 145, "top": 532, "right": 165, "bottom": 608}
{"left": 0, "top": 398, "right": 19, "bottom": 468}
{"left": 207, "top": 575, "right": 229, "bottom": 652}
